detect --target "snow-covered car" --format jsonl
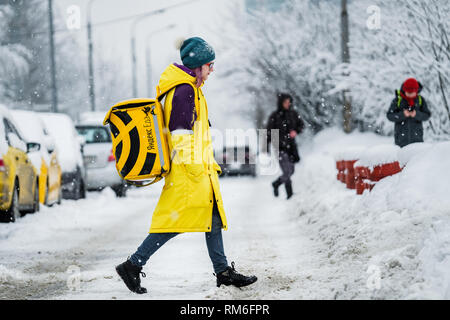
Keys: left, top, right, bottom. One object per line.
{"left": 39, "top": 112, "right": 87, "bottom": 200}
{"left": 217, "top": 144, "right": 257, "bottom": 177}
{"left": 75, "top": 113, "right": 128, "bottom": 197}
{"left": 11, "top": 110, "right": 62, "bottom": 206}
{"left": 0, "top": 105, "right": 40, "bottom": 222}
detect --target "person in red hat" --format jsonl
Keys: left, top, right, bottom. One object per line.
{"left": 387, "top": 78, "right": 431, "bottom": 147}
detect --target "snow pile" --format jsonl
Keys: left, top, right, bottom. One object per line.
{"left": 288, "top": 128, "right": 450, "bottom": 299}
{"left": 354, "top": 144, "right": 401, "bottom": 168}
{"left": 11, "top": 109, "right": 52, "bottom": 170}
{"left": 11, "top": 110, "right": 46, "bottom": 144}
{"left": 375, "top": 142, "right": 450, "bottom": 213}
{"left": 412, "top": 219, "right": 450, "bottom": 299}
{"left": 333, "top": 146, "right": 367, "bottom": 162}
{"left": 398, "top": 142, "right": 434, "bottom": 167}
{"left": 39, "top": 112, "right": 83, "bottom": 172}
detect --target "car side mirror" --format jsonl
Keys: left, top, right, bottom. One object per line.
{"left": 26, "top": 142, "right": 41, "bottom": 153}
{"left": 44, "top": 136, "right": 56, "bottom": 154}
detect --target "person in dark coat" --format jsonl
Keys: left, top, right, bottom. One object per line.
{"left": 387, "top": 78, "right": 431, "bottom": 148}
{"left": 266, "top": 93, "right": 304, "bottom": 199}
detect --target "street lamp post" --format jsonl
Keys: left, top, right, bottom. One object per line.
{"left": 48, "top": 0, "right": 58, "bottom": 112}
{"left": 87, "top": 0, "right": 97, "bottom": 111}
{"left": 145, "top": 24, "right": 176, "bottom": 97}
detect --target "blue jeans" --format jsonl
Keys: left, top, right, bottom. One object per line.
{"left": 129, "top": 194, "right": 228, "bottom": 274}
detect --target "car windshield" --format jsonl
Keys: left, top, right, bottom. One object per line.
{"left": 76, "top": 126, "right": 111, "bottom": 144}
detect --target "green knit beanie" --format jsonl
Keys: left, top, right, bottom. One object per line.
{"left": 180, "top": 37, "right": 215, "bottom": 69}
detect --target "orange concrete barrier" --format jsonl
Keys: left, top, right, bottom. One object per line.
{"left": 355, "top": 166, "right": 370, "bottom": 195}
{"left": 371, "top": 161, "right": 402, "bottom": 182}
{"left": 344, "top": 160, "right": 357, "bottom": 189}
{"left": 336, "top": 160, "right": 346, "bottom": 183}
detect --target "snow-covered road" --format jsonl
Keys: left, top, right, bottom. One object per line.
{"left": 2, "top": 128, "right": 449, "bottom": 300}
{"left": 0, "top": 174, "right": 315, "bottom": 300}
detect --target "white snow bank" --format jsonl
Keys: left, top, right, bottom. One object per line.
{"left": 288, "top": 128, "right": 450, "bottom": 299}
{"left": 398, "top": 142, "right": 434, "bottom": 167}
{"left": 412, "top": 218, "right": 450, "bottom": 299}
{"left": 334, "top": 146, "right": 368, "bottom": 161}
{"left": 354, "top": 144, "right": 401, "bottom": 168}
{"left": 371, "top": 141, "right": 450, "bottom": 213}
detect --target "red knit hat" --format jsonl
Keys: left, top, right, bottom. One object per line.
{"left": 402, "top": 78, "right": 419, "bottom": 92}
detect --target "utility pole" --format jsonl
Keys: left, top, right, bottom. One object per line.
{"left": 341, "top": 0, "right": 352, "bottom": 133}
{"left": 87, "top": 0, "right": 97, "bottom": 111}
{"left": 48, "top": 0, "right": 58, "bottom": 112}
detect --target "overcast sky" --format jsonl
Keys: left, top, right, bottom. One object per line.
{"left": 54, "top": 0, "right": 250, "bottom": 130}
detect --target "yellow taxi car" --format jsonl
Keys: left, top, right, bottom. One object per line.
{"left": 0, "top": 105, "right": 40, "bottom": 222}
{"left": 12, "top": 110, "right": 62, "bottom": 206}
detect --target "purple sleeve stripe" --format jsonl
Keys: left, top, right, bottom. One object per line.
{"left": 169, "top": 84, "right": 197, "bottom": 132}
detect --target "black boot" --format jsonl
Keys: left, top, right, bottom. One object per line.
{"left": 285, "top": 181, "right": 293, "bottom": 199}
{"left": 216, "top": 262, "right": 258, "bottom": 288}
{"left": 272, "top": 179, "right": 282, "bottom": 197}
{"left": 115, "top": 260, "right": 147, "bottom": 294}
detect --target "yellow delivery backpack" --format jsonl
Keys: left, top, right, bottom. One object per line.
{"left": 103, "top": 97, "right": 171, "bottom": 186}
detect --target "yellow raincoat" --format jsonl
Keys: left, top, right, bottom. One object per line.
{"left": 149, "top": 64, "right": 227, "bottom": 233}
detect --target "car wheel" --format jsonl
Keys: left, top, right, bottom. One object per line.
{"left": 79, "top": 181, "right": 86, "bottom": 199}
{"left": 1, "top": 184, "right": 21, "bottom": 223}
{"left": 112, "top": 183, "right": 127, "bottom": 198}
{"left": 44, "top": 180, "right": 49, "bottom": 206}
{"left": 57, "top": 187, "right": 62, "bottom": 205}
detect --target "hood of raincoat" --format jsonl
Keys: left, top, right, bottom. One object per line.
{"left": 158, "top": 64, "right": 202, "bottom": 97}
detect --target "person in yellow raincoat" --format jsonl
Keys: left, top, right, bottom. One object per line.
{"left": 116, "top": 37, "right": 257, "bottom": 294}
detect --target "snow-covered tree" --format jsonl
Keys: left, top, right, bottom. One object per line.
{"left": 0, "top": 0, "right": 88, "bottom": 113}
{"left": 218, "top": 0, "right": 341, "bottom": 132}
{"left": 334, "top": 0, "right": 450, "bottom": 140}
{"left": 0, "top": 4, "right": 30, "bottom": 101}
{"left": 0, "top": 0, "right": 128, "bottom": 118}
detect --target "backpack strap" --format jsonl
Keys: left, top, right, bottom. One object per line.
{"left": 396, "top": 90, "right": 402, "bottom": 108}
{"left": 125, "top": 175, "right": 164, "bottom": 187}
{"left": 396, "top": 90, "right": 423, "bottom": 108}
